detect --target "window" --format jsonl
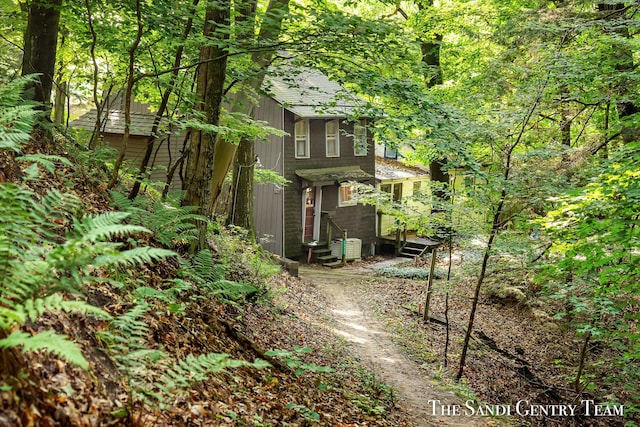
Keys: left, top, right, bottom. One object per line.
{"left": 325, "top": 119, "right": 339, "bottom": 157}
{"left": 392, "top": 183, "right": 402, "bottom": 202}
{"left": 338, "top": 184, "right": 356, "bottom": 207}
{"left": 384, "top": 145, "right": 398, "bottom": 159}
{"left": 295, "top": 119, "right": 309, "bottom": 158}
{"left": 381, "top": 183, "right": 402, "bottom": 201}
{"left": 353, "top": 119, "right": 367, "bottom": 156}
{"left": 413, "top": 180, "right": 422, "bottom": 193}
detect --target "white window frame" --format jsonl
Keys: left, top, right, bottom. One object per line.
{"left": 295, "top": 119, "right": 310, "bottom": 159}
{"left": 338, "top": 183, "right": 357, "bottom": 207}
{"left": 353, "top": 118, "right": 368, "bottom": 157}
{"left": 325, "top": 119, "right": 340, "bottom": 157}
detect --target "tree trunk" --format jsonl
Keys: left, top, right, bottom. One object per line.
{"left": 21, "top": 0, "right": 63, "bottom": 116}
{"left": 210, "top": 0, "right": 290, "bottom": 216}
{"left": 107, "top": 0, "right": 143, "bottom": 189}
{"left": 228, "top": 136, "right": 256, "bottom": 237}
{"left": 182, "top": 0, "right": 230, "bottom": 251}
{"left": 598, "top": 2, "right": 639, "bottom": 143}
{"left": 456, "top": 86, "right": 543, "bottom": 381}
{"left": 53, "top": 80, "right": 66, "bottom": 124}
{"left": 417, "top": 1, "right": 450, "bottom": 227}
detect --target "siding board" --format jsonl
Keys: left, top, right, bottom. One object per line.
{"left": 253, "top": 97, "right": 285, "bottom": 255}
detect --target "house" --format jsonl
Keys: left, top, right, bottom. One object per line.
{"left": 254, "top": 67, "right": 376, "bottom": 261}
{"left": 69, "top": 94, "right": 185, "bottom": 192}
{"left": 374, "top": 156, "right": 429, "bottom": 237}
{"left": 71, "top": 67, "right": 377, "bottom": 261}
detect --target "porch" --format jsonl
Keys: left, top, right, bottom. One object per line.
{"left": 377, "top": 231, "right": 441, "bottom": 258}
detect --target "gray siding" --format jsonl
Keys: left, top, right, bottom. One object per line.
{"left": 253, "top": 97, "right": 285, "bottom": 255}
{"left": 282, "top": 110, "right": 376, "bottom": 259}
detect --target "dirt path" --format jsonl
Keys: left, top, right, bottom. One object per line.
{"left": 299, "top": 265, "right": 488, "bottom": 427}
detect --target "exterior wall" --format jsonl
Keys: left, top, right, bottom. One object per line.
{"left": 253, "top": 97, "right": 285, "bottom": 255}
{"left": 104, "top": 133, "right": 184, "bottom": 193}
{"left": 377, "top": 177, "right": 429, "bottom": 235}
{"left": 282, "top": 109, "right": 376, "bottom": 259}
{"left": 319, "top": 185, "right": 376, "bottom": 254}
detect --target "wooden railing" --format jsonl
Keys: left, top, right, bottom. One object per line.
{"left": 323, "top": 212, "right": 347, "bottom": 265}
{"left": 394, "top": 222, "right": 407, "bottom": 256}
{"left": 376, "top": 210, "right": 407, "bottom": 256}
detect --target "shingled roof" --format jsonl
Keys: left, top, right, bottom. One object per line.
{"left": 375, "top": 156, "right": 429, "bottom": 181}
{"left": 295, "top": 166, "right": 374, "bottom": 186}
{"left": 71, "top": 66, "right": 365, "bottom": 135}
{"left": 264, "top": 67, "right": 365, "bottom": 118}
{"left": 70, "top": 110, "right": 166, "bottom": 136}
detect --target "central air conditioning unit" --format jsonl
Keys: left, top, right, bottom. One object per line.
{"left": 331, "top": 238, "right": 362, "bottom": 261}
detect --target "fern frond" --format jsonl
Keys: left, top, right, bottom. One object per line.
{"left": 72, "top": 212, "right": 149, "bottom": 242}
{"left": 160, "top": 353, "right": 264, "bottom": 390}
{"left": 17, "top": 154, "right": 73, "bottom": 174}
{"left": 20, "top": 295, "right": 111, "bottom": 322}
{"left": 0, "top": 76, "right": 39, "bottom": 152}
{"left": 109, "top": 193, "right": 208, "bottom": 247}
{"left": 109, "top": 191, "right": 136, "bottom": 211}
{"left": 0, "top": 330, "right": 89, "bottom": 370}
{"left": 101, "top": 303, "right": 150, "bottom": 347}
{"left": 133, "top": 286, "right": 172, "bottom": 302}
{"left": 95, "top": 247, "right": 177, "bottom": 268}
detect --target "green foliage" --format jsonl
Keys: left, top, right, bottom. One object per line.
{"left": 179, "top": 248, "right": 259, "bottom": 302}
{"left": 209, "top": 223, "right": 281, "bottom": 287}
{"left": 110, "top": 191, "right": 208, "bottom": 247}
{"left": 0, "top": 76, "right": 39, "bottom": 152}
{"left": 375, "top": 266, "right": 445, "bottom": 280}
{"left": 17, "top": 154, "right": 73, "bottom": 179}
{"left": 0, "top": 330, "right": 90, "bottom": 371}
{"left": 286, "top": 403, "right": 320, "bottom": 422}
{"left": 540, "top": 142, "right": 640, "bottom": 414}
{"left": 0, "top": 179, "right": 178, "bottom": 368}
{"left": 0, "top": 87, "right": 177, "bottom": 369}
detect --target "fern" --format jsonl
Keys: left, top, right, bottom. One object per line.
{"left": 178, "top": 249, "right": 257, "bottom": 301}
{"left": 0, "top": 76, "right": 39, "bottom": 152}
{"left": 17, "top": 154, "right": 73, "bottom": 174}
{"left": 20, "top": 294, "right": 111, "bottom": 323}
{"left": 110, "top": 191, "right": 208, "bottom": 246}
{"left": 0, "top": 330, "right": 89, "bottom": 370}
{"left": 95, "top": 247, "right": 177, "bottom": 268}
{"left": 0, "top": 182, "right": 176, "bottom": 369}
{"left": 190, "top": 249, "right": 223, "bottom": 282}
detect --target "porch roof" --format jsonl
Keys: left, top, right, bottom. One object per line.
{"left": 295, "top": 166, "right": 374, "bottom": 186}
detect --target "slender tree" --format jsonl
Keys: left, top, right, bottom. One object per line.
{"left": 128, "top": 0, "right": 200, "bottom": 200}
{"left": 21, "top": 0, "right": 63, "bottom": 117}
{"left": 222, "top": 0, "right": 289, "bottom": 236}
{"left": 107, "top": 0, "right": 143, "bottom": 189}
{"left": 214, "top": 0, "right": 290, "bottom": 225}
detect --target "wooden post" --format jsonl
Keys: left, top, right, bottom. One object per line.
{"left": 395, "top": 227, "right": 401, "bottom": 256}
{"left": 403, "top": 223, "right": 407, "bottom": 246}
{"left": 423, "top": 248, "right": 437, "bottom": 321}
{"left": 341, "top": 230, "right": 347, "bottom": 265}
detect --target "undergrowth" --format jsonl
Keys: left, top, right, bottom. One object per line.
{"left": 0, "top": 77, "right": 275, "bottom": 422}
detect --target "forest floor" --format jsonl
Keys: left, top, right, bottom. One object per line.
{"left": 266, "top": 254, "right": 630, "bottom": 427}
